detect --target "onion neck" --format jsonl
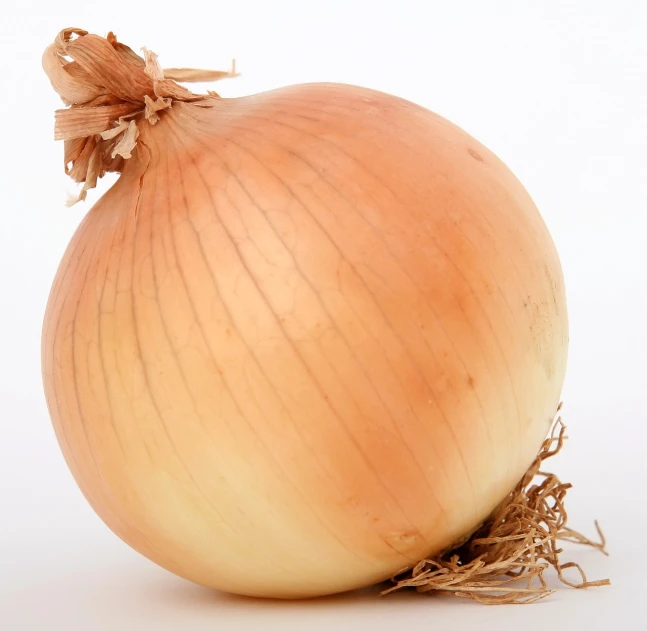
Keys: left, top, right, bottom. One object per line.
{"left": 43, "top": 27, "right": 236, "bottom": 205}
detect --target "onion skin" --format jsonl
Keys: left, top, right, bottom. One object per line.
{"left": 42, "top": 82, "right": 568, "bottom": 598}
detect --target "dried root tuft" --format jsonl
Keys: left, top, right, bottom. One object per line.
{"left": 383, "top": 411, "right": 610, "bottom": 604}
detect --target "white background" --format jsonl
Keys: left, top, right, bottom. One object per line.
{"left": 1, "top": 1, "right": 645, "bottom": 629}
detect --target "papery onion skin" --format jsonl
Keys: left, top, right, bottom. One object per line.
{"left": 42, "top": 82, "right": 568, "bottom": 598}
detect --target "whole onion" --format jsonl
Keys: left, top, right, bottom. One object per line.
{"left": 41, "top": 28, "right": 568, "bottom": 599}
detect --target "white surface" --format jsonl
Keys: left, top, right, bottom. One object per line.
{"left": 1, "top": 0, "right": 645, "bottom": 629}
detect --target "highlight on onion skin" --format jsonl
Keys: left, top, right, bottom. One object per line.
{"left": 42, "top": 31, "right": 568, "bottom": 599}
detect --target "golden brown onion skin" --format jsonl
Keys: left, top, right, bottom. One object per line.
{"left": 42, "top": 83, "right": 568, "bottom": 598}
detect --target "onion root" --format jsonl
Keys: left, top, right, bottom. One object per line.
{"left": 383, "top": 406, "right": 610, "bottom": 604}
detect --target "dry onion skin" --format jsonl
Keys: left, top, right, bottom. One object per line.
{"left": 41, "top": 28, "right": 599, "bottom": 601}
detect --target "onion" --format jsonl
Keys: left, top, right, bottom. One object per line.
{"left": 41, "top": 28, "right": 568, "bottom": 599}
